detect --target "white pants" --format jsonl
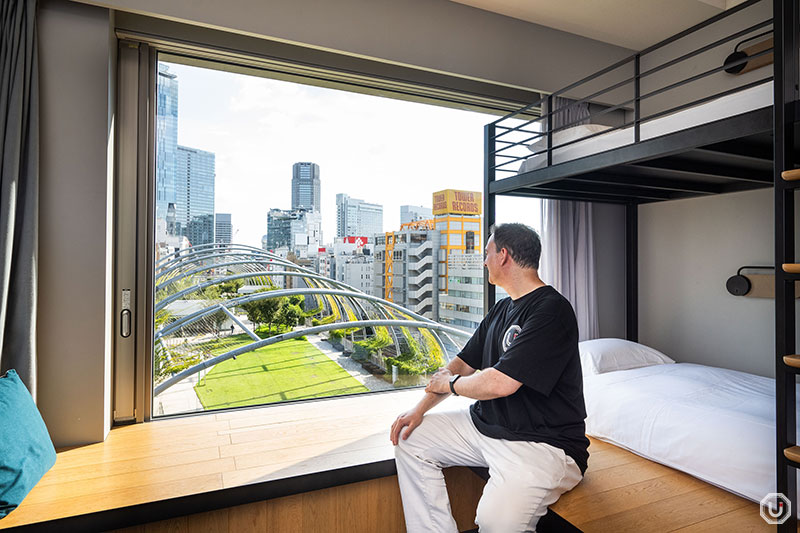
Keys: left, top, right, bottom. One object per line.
{"left": 395, "top": 408, "right": 582, "bottom": 533}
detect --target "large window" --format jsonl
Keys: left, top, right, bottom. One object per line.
{"left": 150, "top": 56, "right": 538, "bottom": 417}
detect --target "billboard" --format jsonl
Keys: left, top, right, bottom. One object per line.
{"left": 432, "top": 189, "right": 482, "bottom": 216}
{"left": 341, "top": 236, "right": 368, "bottom": 247}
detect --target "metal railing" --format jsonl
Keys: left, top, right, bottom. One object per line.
{"left": 487, "top": 0, "right": 773, "bottom": 177}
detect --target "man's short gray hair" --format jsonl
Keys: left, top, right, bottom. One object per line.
{"left": 490, "top": 223, "right": 541, "bottom": 270}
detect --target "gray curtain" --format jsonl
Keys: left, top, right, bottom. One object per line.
{"left": 540, "top": 97, "right": 599, "bottom": 341}
{"left": 1, "top": 0, "right": 39, "bottom": 399}
{"left": 539, "top": 201, "right": 598, "bottom": 341}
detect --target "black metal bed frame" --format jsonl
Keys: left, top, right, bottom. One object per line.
{"left": 483, "top": 1, "right": 799, "bottom": 529}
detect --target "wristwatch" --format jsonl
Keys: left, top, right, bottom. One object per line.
{"left": 449, "top": 374, "right": 461, "bottom": 396}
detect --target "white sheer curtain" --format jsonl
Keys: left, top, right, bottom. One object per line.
{"left": 539, "top": 200, "right": 599, "bottom": 341}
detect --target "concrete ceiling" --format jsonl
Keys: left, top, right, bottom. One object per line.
{"left": 448, "top": 0, "right": 748, "bottom": 50}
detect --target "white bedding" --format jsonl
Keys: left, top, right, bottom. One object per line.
{"left": 519, "top": 81, "right": 773, "bottom": 173}
{"left": 584, "top": 362, "right": 792, "bottom": 503}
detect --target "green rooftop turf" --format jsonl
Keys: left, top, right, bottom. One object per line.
{"left": 194, "top": 337, "right": 369, "bottom": 409}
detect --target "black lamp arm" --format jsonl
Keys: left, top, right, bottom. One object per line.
{"left": 736, "top": 265, "right": 774, "bottom": 276}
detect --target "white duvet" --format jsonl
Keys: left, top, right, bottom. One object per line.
{"left": 584, "top": 363, "right": 791, "bottom": 503}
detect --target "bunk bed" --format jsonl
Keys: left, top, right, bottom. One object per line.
{"left": 482, "top": 0, "right": 799, "bottom": 530}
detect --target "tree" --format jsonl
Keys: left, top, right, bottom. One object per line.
{"left": 261, "top": 297, "right": 283, "bottom": 332}
{"left": 276, "top": 302, "right": 303, "bottom": 330}
{"left": 199, "top": 283, "right": 222, "bottom": 300}
{"left": 213, "top": 309, "right": 227, "bottom": 336}
{"left": 240, "top": 289, "right": 282, "bottom": 331}
{"left": 219, "top": 278, "right": 244, "bottom": 297}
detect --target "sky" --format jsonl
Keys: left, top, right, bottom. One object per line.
{"left": 163, "top": 60, "right": 541, "bottom": 248}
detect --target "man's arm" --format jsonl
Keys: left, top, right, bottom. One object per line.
{"left": 389, "top": 356, "right": 475, "bottom": 445}
{"left": 426, "top": 366, "right": 521, "bottom": 400}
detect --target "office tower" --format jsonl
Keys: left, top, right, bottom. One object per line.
{"left": 336, "top": 193, "right": 383, "bottom": 238}
{"left": 266, "top": 208, "right": 322, "bottom": 258}
{"left": 266, "top": 209, "right": 296, "bottom": 250}
{"left": 377, "top": 190, "right": 484, "bottom": 329}
{"left": 400, "top": 205, "right": 432, "bottom": 225}
{"left": 291, "top": 162, "right": 321, "bottom": 212}
{"left": 155, "top": 64, "right": 178, "bottom": 224}
{"left": 215, "top": 213, "right": 232, "bottom": 244}
{"left": 432, "top": 189, "right": 484, "bottom": 332}
{"left": 176, "top": 146, "right": 216, "bottom": 246}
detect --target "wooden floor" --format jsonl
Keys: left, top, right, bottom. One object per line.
{"left": 553, "top": 439, "right": 773, "bottom": 532}
{"left": 0, "top": 388, "right": 778, "bottom": 532}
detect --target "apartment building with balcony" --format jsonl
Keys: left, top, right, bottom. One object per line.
{"left": 373, "top": 225, "right": 440, "bottom": 320}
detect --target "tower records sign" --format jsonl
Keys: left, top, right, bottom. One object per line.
{"left": 432, "top": 189, "right": 482, "bottom": 216}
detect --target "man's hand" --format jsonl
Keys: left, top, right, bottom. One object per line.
{"left": 390, "top": 407, "right": 426, "bottom": 445}
{"left": 425, "top": 367, "right": 454, "bottom": 395}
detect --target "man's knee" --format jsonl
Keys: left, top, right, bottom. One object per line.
{"left": 475, "top": 477, "right": 551, "bottom": 533}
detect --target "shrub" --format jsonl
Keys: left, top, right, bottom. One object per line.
{"left": 354, "top": 326, "right": 392, "bottom": 354}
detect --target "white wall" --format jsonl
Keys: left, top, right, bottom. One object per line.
{"left": 638, "top": 188, "right": 799, "bottom": 378}
{"left": 39, "top": 0, "right": 115, "bottom": 445}
{"left": 593, "top": 203, "right": 627, "bottom": 339}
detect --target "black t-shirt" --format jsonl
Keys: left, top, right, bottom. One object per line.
{"left": 457, "top": 285, "right": 590, "bottom": 474}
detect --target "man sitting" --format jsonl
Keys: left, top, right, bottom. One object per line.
{"left": 390, "top": 223, "right": 589, "bottom": 532}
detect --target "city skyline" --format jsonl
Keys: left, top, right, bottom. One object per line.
{"left": 162, "top": 60, "right": 541, "bottom": 248}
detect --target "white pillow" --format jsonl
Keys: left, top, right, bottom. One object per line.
{"left": 527, "top": 124, "right": 612, "bottom": 153}
{"left": 578, "top": 338, "right": 675, "bottom": 376}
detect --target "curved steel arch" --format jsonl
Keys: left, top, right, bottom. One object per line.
{"left": 157, "top": 242, "right": 269, "bottom": 270}
{"left": 153, "top": 243, "right": 473, "bottom": 400}
{"left": 157, "top": 287, "right": 448, "bottom": 339}
{"left": 156, "top": 270, "right": 365, "bottom": 311}
{"left": 157, "top": 248, "right": 308, "bottom": 282}
{"left": 154, "top": 319, "right": 470, "bottom": 396}
{"left": 157, "top": 245, "right": 311, "bottom": 280}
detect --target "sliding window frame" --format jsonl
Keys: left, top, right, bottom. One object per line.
{"left": 113, "top": 41, "right": 156, "bottom": 424}
{"left": 111, "top": 16, "right": 538, "bottom": 423}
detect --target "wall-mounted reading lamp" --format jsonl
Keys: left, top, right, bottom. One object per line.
{"left": 723, "top": 31, "right": 773, "bottom": 75}
{"left": 726, "top": 265, "right": 800, "bottom": 299}
{"left": 726, "top": 266, "right": 771, "bottom": 296}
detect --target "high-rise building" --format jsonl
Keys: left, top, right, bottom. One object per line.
{"left": 375, "top": 190, "right": 484, "bottom": 328}
{"left": 215, "top": 213, "right": 232, "bottom": 244}
{"left": 335, "top": 255, "right": 374, "bottom": 294}
{"left": 155, "top": 65, "right": 217, "bottom": 249}
{"left": 266, "top": 208, "right": 322, "bottom": 258}
{"left": 433, "top": 189, "right": 484, "bottom": 332}
{"left": 175, "top": 146, "right": 216, "bottom": 246}
{"left": 401, "top": 205, "right": 432, "bottom": 225}
{"left": 336, "top": 193, "right": 383, "bottom": 238}
{"left": 373, "top": 222, "right": 440, "bottom": 319}
{"left": 155, "top": 64, "right": 178, "bottom": 225}
{"left": 291, "top": 162, "right": 321, "bottom": 212}
{"left": 267, "top": 209, "right": 299, "bottom": 250}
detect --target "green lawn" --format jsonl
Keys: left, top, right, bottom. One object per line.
{"left": 194, "top": 338, "right": 369, "bottom": 409}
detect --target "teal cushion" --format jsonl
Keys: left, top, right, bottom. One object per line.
{"left": 0, "top": 369, "right": 56, "bottom": 518}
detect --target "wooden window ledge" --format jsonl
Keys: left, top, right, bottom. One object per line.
{"left": 0, "top": 389, "right": 458, "bottom": 532}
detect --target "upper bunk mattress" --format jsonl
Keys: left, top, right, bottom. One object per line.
{"left": 519, "top": 81, "right": 773, "bottom": 173}
{"left": 584, "top": 362, "right": 791, "bottom": 503}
